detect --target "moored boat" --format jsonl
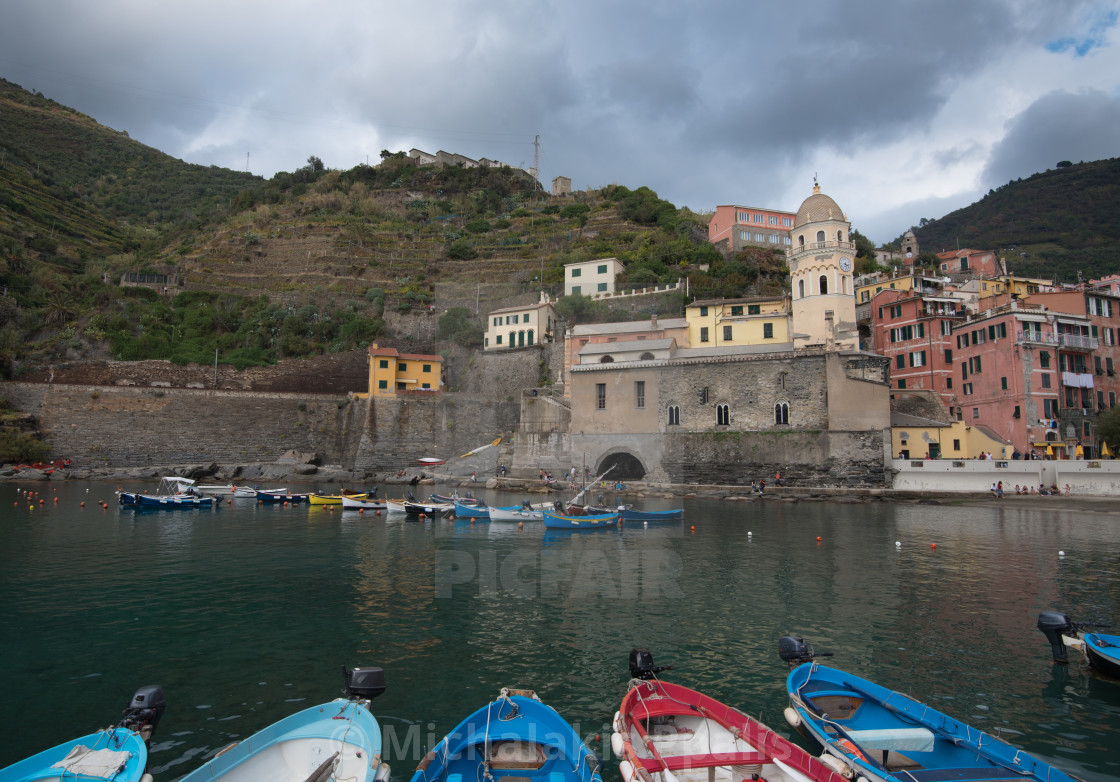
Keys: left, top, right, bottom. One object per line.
{"left": 542, "top": 511, "right": 620, "bottom": 530}
{"left": 780, "top": 636, "right": 1079, "bottom": 782}
{"left": 310, "top": 489, "right": 369, "bottom": 506}
{"left": 194, "top": 484, "right": 236, "bottom": 495}
{"left": 178, "top": 667, "right": 390, "bottom": 782}
{"left": 622, "top": 508, "right": 683, "bottom": 523}
{"left": 404, "top": 500, "right": 454, "bottom": 516}
{"left": 453, "top": 500, "right": 492, "bottom": 519}
{"left": 614, "top": 650, "right": 844, "bottom": 782}
{"left": 256, "top": 489, "right": 310, "bottom": 503}
{"left": 118, "top": 477, "right": 219, "bottom": 508}
{"left": 410, "top": 687, "right": 601, "bottom": 782}
{"left": 0, "top": 685, "right": 165, "bottom": 782}
{"left": 489, "top": 505, "right": 544, "bottom": 523}
{"left": 341, "top": 495, "right": 387, "bottom": 511}
{"left": 1038, "top": 610, "right": 1120, "bottom": 679}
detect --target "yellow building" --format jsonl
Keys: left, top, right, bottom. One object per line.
{"left": 684, "top": 296, "right": 789, "bottom": 347}
{"left": 368, "top": 343, "right": 443, "bottom": 396}
{"left": 856, "top": 274, "right": 916, "bottom": 304}
{"left": 892, "top": 417, "right": 1009, "bottom": 459}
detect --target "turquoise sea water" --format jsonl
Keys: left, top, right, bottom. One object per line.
{"left": 0, "top": 483, "right": 1117, "bottom": 781}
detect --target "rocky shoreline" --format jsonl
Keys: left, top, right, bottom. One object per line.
{"left": 4, "top": 459, "right": 1120, "bottom": 512}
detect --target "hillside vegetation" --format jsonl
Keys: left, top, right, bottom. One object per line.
{"left": 910, "top": 158, "right": 1120, "bottom": 281}
{"left": 0, "top": 79, "right": 793, "bottom": 377}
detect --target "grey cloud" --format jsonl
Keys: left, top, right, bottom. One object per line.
{"left": 981, "top": 89, "right": 1120, "bottom": 188}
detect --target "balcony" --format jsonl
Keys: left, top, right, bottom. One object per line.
{"left": 1016, "top": 332, "right": 1099, "bottom": 350}
{"left": 787, "top": 240, "right": 856, "bottom": 256}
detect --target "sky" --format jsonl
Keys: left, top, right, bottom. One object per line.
{"left": 2, "top": 0, "right": 1120, "bottom": 245}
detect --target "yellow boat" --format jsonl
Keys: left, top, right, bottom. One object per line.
{"left": 308, "top": 491, "right": 367, "bottom": 505}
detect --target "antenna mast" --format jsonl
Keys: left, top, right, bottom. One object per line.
{"left": 532, "top": 135, "right": 540, "bottom": 180}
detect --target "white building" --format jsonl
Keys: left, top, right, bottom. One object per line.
{"left": 484, "top": 293, "right": 560, "bottom": 350}
{"left": 565, "top": 258, "right": 624, "bottom": 297}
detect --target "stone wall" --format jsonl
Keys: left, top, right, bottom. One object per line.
{"left": 0, "top": 382, "right": 365, "bottom": 468}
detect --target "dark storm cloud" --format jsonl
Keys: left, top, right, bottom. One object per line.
{"left": 2, "top": 0, "right": 1119, "bottom": 242}
{"left": 982, "top": 89, "right": 1120, "bottom": 189}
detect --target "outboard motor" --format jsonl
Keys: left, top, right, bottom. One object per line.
{"left": 554, "top": 500, "right": 565, "bottom": 512}
{"left": 629, "top": 648, "right": 672, "bottom": 680}
{"left": 1038, "top": 611, "right": 1074, "bottom": 663}
{"left": 522, "top": 499, "right": 532, "bottom": 509}
{"left": 778, "top": 635, "right": 832, "bottom": 666}
{"left": 344, "top": 666, "right": 386, "bottom": 700}
{"left": 120, "top": 685, "right": 166, "bottom": 746}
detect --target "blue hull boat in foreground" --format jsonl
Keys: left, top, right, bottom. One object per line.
{"left": 1038, "top": 610, "right": 1120, "bottom": 679}
{"left": 780, "top": 637, "right": 1078, "bottom": 782}
{"left": 411, "top": 688, "right": 601, "bottom": 782}
{"left": 179, "top": 666, "right": 390, "bottom": 782}
{"left": 0, "top": 685, "right": 165, "bottom": 782}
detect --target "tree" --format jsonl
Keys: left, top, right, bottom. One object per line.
{"left": 306, "top": 155, "right": 324, "bottom": 172}
{"left": 1056, "top": 160, "right": 1073, "bottom": 168}
{"left": 1097, "top": 405, "right": 1120, "bottom": 455}
{"left": 437, "top": 307, "right": 483, "bottom": 347}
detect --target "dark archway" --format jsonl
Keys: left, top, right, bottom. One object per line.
{"left": 597, "top": 451, "right": 646, "bottom": 481}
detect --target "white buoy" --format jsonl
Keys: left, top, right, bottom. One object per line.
{"left": 619, "top": 760, "right": 635, "bottom": 782}
{"left": 613, "top": 711, "right": 622, "bottom": 733}
{"left": 783, "top": 706, "right": 801, "bottom": 727}
{"left": 1059, "top": 550, "right": 1066, "bottom": 556}
{"left": 611, "top": 731, "right": 624, "bottom": 758}
{"left": 895, "top": 541, "right": 902, "bottom": 548}
{"left": 748, "top": 531, "right": 752, "bottom": 537}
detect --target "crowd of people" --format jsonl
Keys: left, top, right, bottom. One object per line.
{"left": 992, "top": 481, "right": 1072, "bottom": 496}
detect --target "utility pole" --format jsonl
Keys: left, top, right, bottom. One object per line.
{"left": 531, "top": 135, "right": 540, "bottom": 180}
{"left": 246, "top": 152, "right": 250, "bottom": 173}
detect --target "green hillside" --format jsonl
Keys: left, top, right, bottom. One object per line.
{"left": 911, "top": 158, "right": 1120, "bottom": 281}
{"left": 0, "top": 79, "right": 792, "bottom": 377}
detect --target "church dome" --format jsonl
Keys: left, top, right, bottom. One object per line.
{"left": 793, "top": 186, "right": 846, "bottom": 228}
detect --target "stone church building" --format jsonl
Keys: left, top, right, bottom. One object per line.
{"left": 513, "top": 186, "right": 893, "bottom": 487}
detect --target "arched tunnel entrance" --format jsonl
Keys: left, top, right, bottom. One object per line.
{"left": 596, "top": 451, "right": 647, "bottom": 481}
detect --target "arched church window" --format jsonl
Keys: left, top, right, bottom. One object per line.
{"left": 798, "top": 235, "right": 805, "bottom": 247}
{"left": 816, "top": 230, "right": 826, "bottom": 243}
{"left": 837, "top": 230, "right": 844, "bottom": 242}
{"left": 775, "top": 401, "right": 789, "bottom": 425}
{"left": 819, "top": 275, "right": 828, "bottom": 295}
{"left": 798, "top": 279, "right": 805, "bottom": 298}
{"left": 640, "top": 352, "right": 654, "bottom": 361}
{"left": 716, "top": 404, "right": 730, "bottom": 426}
{"left": 667, "top": 405, "right": 680, "bottom": 426}
{"left": 600, "top": 355, "right": 614, "bottom": 363}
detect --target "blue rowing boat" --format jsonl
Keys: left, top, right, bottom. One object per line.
{"left": 118, "top": 477, "right": 219, "bottom": 508}
{"left": 410, "top": 688, "right": 601, "bottom": 782}
{"left": 780, "top": 637, "right": 1078, "bottom": 782}
{"left": 255, "top": 489, "right": 310, "bottom": 503}
{"left": 0, "top": 686, "right": 165, "bottom": 782}
{"left": 178, "top": 667, "right": 390, "bottom": 782}
{"left": 542, "top": 511, "right": 620, "bottom": 530}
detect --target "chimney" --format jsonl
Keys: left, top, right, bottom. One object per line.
{"left": 651, "top": 313, "right": 658, "bottom": 330}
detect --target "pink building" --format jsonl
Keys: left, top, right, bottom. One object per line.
{"left": 954, "top": 303, "right": 1097, "bottom": 456}
{"left": 708, "top": 205, "right": 795, "bottom": 253}
{"left": 870, "top": 289, "right": 965, "bottom": 409}
{"left": 937, "top": 249, "right": 999, "bottom": 276}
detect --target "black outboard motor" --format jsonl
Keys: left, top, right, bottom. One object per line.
{"left": 554, "top": 500, "right": 565, "bottom": 512}
{"left": 120, "top": 685, "right": 166, "bottom": 746}
{"left": 1038, "top": 611, "right": 1074, "bottom": 663}
{"left": 344, "top": 666, "right": 386, "bottom": 700}
{"left": 629, "top": 648, "right": 672, "bottom": 680}
{"left": 522, "top": 499, "right": 532, "bottom": 509}
{"left": 778, "top": 635, "right": 832, "bottom": 666}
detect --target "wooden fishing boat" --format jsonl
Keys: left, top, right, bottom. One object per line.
{"left": 341, "top": 495, "right": 387, "bottom": 511}
{"left": 614, "top": 650, "right": 844, "bottom": 782}
{"left": 309, "top": 489, "right": 369, "bottom": 506}
{"left": 404, "top": 500, "right": 454, "bottom": 516}
{"left": 178, "top": 667, "right": 390, "bottom": 782}
{"left": 194, "top": 484, "right": 236, "bottom": 495}
{"left": 231, "top": 485, "right": 274, "bottom": 498}
{"left": 622, "top": 508, "right": 683, "bottom": 523}
{"left": 781, "top": 636, "right": 1079, "bottom": 782}
{"left": 256, "top": 489, "right": 310, "bottom": 503}
{"left": 411, "top": 687, "right": 601, "bottom": 782}
{"left": 490, "top": 505, "right": 544, "bottom": 522}
{"left": 453, "top": 500, "right": 493, "bottom": 519}
{"left": 1038, "top": 610, "right": 1120, "bottom": 679}
{"left": 384, "top": 499, "right": 408, "bottom": 514}
{"left": 0, "top": 685, "right": 165, "bottom": 782}
{"left": 542, "top": 511, "right": 620, "bottom": 530}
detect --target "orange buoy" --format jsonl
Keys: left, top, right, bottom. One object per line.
{"left": 80, "top": 501, "right": 85, "bottom": 507}
{"left": 376, "top": 510, "right": 381, "bottom": 516}
{"left": 816, "top": 536, "right": 822, "bottom": 541}
{"left": 930, "top": 543, "right": 937, "bottom": 549}
{"left": 54, "top": 497, "right": 59, "bottom": 503}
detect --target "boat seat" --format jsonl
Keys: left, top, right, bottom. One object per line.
{"left": 893, "top": 769, "right": 1030, "bottom": 782}
{"left": 489, "top": 741, "right": 547, "bottom": 770}
{"left": 633, "top": 752, "right": 768, "bottom": 771}
{"left": 845, "top": 727, "right": 935, "bottom": 753}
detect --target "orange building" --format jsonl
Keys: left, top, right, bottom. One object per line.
{"left": 368, "top": 343, "right": 443, "bottom": 396}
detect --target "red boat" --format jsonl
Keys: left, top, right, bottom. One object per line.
{"left": 614, "top": 650, "right": 844, "bottom": 782}
{"left": 415, "top": 457, "right": 446, "bottom": 466}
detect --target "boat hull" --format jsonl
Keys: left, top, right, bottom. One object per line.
{"left": 542, "top": 511, "right": 620, "bottom": 530}
{"left": 409, "top": 691, "right": 600, "bottom": 782}
{"left": 785, "top": 662, "right": 1077, "bottom": 782}
{"left": 1083, "top": 632, "right": 1120, "bottom": 678}
{"left": 256, "top": 491, "right": 309, "bottom": 503}
{"left": 341, "top": 496, "right": 387, "bottom": 510}
{"left": 178, "top": 698, "right": 385, "bottom": 782}
{"left": 621, "top": 508, "right": 683, "bottom": 522}
{"left": 617, "top": 678, "right": 844, "bottom": 782}
{"left": 0, "top": 726, "right": 149, "bottom": 782}
{"left": 489, "top": 507, "right": 544, "bottom": 522}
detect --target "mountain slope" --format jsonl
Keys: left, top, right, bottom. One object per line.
{"left": 912, "top": 158, "right": 1120, "bottom": 281}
